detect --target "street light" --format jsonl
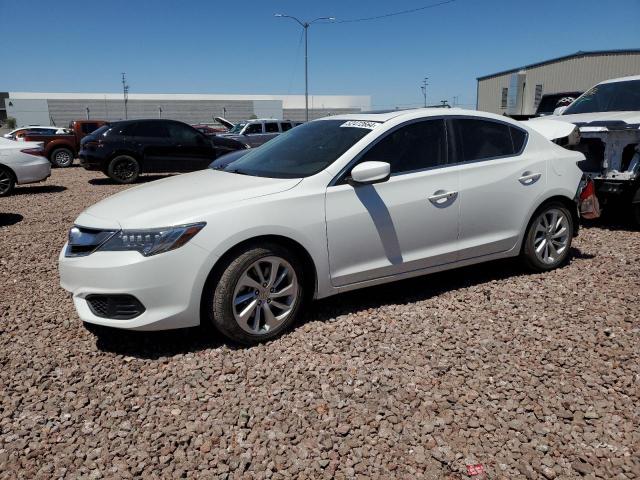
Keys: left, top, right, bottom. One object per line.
{"left": 275, "top": 13, "right": 335, "bottom": 122}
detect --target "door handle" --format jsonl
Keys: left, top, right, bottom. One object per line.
{"left": 518, "top": 171, "right": 542, "bottom": 185}
{"left": 428, "top": 190, "right": 458, "bottom": 206}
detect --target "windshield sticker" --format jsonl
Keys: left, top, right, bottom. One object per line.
{"left": 340, "top": 120, "right": 380, "bottom": 130}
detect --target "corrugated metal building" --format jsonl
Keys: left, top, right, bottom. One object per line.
{"left": 1, "top": 92, "right": 371, "bottom": 127}
{"left": 476, "top": 49, "right": 640, "bottom": 116}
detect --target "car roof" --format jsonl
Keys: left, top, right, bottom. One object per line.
{"left": 320, "top": 107, "right": 521, "bottom": 125}
{"left": 599, "top": 75, "right": 640, "bottom": 84}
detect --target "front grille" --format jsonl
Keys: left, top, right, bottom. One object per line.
{"left": 86, "top": 294, "right": 145, "bottom": 320}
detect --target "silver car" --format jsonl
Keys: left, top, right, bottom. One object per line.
{"left": 0, "top": 138, "right": 51, "bottom": 196}
{"left": 218, "top": 119, "right": 297, "bottom": 148}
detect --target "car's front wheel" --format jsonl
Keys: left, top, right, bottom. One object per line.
{"left": 107, "top": 155, "right": 140, "bottom": 184}
{"left": 522, "top": 202, "right": 574, "bottom": 271}
{"left": 206, "top": 244, "right": 305, "bottom": 345}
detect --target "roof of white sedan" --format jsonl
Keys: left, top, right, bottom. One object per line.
{"left": 600, "top": 74, "right": 640, "bottom": 84}
{"left": 322, "top": 107, "right": 515, "bottom": 124}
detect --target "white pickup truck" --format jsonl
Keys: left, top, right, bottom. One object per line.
{"left": 530, "top": 75, "right": 640, "bottom": 223}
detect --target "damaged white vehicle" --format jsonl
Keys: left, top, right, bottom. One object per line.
{"left": 531, "top": 75, "right": 640, "bottom": 222}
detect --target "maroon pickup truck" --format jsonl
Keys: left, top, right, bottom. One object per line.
{"left": 21, "top": 120, "right": 106, "bottom": 167}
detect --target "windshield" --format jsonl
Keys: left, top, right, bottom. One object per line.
{"left": 217, "top": 119, "right": 374, "bottom": 178}
{"left": 90, "top": 124, "right": 111, "bottom": 137}
{"left": 228, "top": 122, "right": 246, "bottom": 134}
{"left": 564, "top": 79, "right": 640, "bottom": 115}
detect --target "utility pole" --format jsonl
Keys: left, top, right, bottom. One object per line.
{"left": 452, "top": 95, "right": 459, "bottom": 107}
{"left": 420, "top": 77, "right": 429, "bottom": 108}
{"left": 275, "top": 13, "right": 335, "bottom": 122}
{"left": 86, "top": 107, "right": 90, "bottom": 120}
{"left": 158, "top": 106, "right": 162, "bottom": 118}
{"left": 121, "top": 73, "right": 129, "bottom": 120}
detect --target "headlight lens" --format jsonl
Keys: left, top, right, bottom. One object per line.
{"left": 97, "top": 222, "right": 206, "bottom": 256}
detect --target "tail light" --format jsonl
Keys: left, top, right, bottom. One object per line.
{"left": 579, "top": 177, "right": 595, "bottom": 202}
{"left": 20, "top": 148, "right": 45, "bottom": 156}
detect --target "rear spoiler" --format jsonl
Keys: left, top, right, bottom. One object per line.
{"left": 523, "top": 119, "right": 580, "bottom": 146}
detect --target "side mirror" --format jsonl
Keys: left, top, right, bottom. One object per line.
{"left": 553, "top": 106, "right": 567, "bottom": 116}
{"left": 348, "top": 161, "right": 391, "bottom": 186}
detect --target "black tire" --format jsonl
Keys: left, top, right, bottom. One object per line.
{"left": 521, "top": 201, "right": 574, "bottom": 272}
{"left": 0, "top": 167, "right": 16, "bottom": 197}
{"left": 50, "top": 147, "right": 74, "bottom": 168}
{"left": 107, "top": 155, "right": 140, "bottom": 184}
{"left": 204, "top": 243, "right": 306, "bottom": 346}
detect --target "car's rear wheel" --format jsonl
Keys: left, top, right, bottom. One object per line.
{"left": 522, "top": 202, "right": 574, "bottom": 271}
{"left": 206, "top": 244, "right": 305, "bottom": 345}
{"left": 0, "top": 167, "right": 16, "bottom": 197}
{"left": 107, "top": 155, "right": 140, "bottom": 184}
{"left": 50, "top": 148, "right": 74, "bottom": 167}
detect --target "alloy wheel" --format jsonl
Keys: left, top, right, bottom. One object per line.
{"left": 532, "top": 208, "right": 570, "bottom": 265}
{"left": 55, "top": 150, "right": 73, "bottom": 167}
{"left": 0, "top": 170, "right": 13, "bottom": 195}
{"left": 113, "top": 159, "right": 137, "bottom": 180}
{"left": 232, "top": 256, "right": 298, "bottom": 335}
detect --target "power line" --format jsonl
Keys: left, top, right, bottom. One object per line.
{"left": 336, "top": 0, "right": 457, "bottom": 24}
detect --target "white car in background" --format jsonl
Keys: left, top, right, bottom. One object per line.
{"left": 3, "top": 125, "right": 68, "bottom": 141}
{"left": 0, "top": 137, "right": 51, "bottom": 196}
{"left": 59, "top": 108, "right": 585, "bottom": 345}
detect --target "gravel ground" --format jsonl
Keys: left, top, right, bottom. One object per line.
{"left": 1, "top": 167, "right": 639, "bottom": 479}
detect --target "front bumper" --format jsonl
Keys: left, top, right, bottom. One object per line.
{"left": 58, "top": 242, "right": 215, "bottom": 330}
{"left": 78, "top": 151, "right": 104, "bottom": 171}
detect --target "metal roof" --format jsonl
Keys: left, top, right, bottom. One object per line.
{"left": 477, "top": 49, "right": 640, "bottom": 81}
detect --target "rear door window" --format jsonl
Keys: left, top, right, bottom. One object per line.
{"left": 451, "top": 118, "right": 518, "bottom": 162}
{"left": 81, "top": 123, "right": 100, "bottom": 134}
{"left": 265, "top": 122, "right": 279, "bottom": 133}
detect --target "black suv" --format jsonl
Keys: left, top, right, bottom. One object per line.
{"left": 79, "top": 119, "right": 247, "bottom": 183}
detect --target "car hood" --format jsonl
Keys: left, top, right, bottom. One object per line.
{"left": 75, "top": 169, "right": 302, "bottom": 230}
{"left": 536, "top": 111, "right": 640, "bottom": 128}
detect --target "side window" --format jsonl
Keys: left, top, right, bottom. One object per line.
{"left": 452, "top": 119, "right": 514, "bottom": 162}
{"left": 265, "top": 122, "right": 279, "bottom": 133}
{"left": 357, "top": 119, "right": 447, "bottom": 175}
{"left": 81, "top": 123, "right": 99, "bottom": 134}
{"left": 245, "top": 123, "right": 263, "bottom": 134}
{"left": 166, "top": 122, "right": 200, "bottom": 143}
{"left": 280, "top": 122, "right": 292, "bottom": 132}
{"left": 510, "top": 126, "right": 527, "bottom": 153}
{"left": 133, "top": 122, "right": 169, "bottom": 138}
{"left": 118, "top": 123, "right": 138, "bottom": 136}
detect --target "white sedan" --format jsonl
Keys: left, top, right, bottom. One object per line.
{"left": 0, "top": 137, "right": 51, "bottom": 196}
{"left": 59, "top": 108, "right": 585, "bottom": 345}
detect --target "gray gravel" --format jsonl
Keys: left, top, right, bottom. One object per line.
{"left": 1, "top": 167, "right": 639, "bottom": 479}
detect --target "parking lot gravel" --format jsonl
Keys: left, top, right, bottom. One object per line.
{"left": 1, "top": 167, "right": 639, "bottom": 479}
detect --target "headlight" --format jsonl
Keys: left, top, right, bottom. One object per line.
{"left": 97, "top": 222, "right": 206, "bottom": 256}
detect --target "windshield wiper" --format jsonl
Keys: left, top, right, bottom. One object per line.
{"left": 225, "top": 168, "right": 250, "bottom": 176}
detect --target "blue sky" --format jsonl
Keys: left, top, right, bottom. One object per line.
{"left": 2, "top": 0, "right": 638, "bottom": 109}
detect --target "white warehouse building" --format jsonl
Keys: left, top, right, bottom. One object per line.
{"left": 476, "top": 49, "right": 640, "bottom": 116}
{"left": 1, "top": 92, "right": 371, "bottom": 127}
